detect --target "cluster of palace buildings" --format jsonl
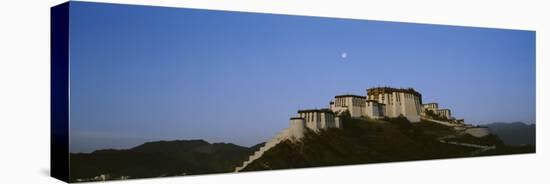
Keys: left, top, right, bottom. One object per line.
{"left": 236, "top": 87, "right": 479, "bottom": 171}
{"left": 288, "top": 87, "right": 462, "bottom": 139}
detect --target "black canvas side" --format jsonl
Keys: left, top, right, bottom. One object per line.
{"left": 51, "top": 2, "right": 70, "bottom": 183}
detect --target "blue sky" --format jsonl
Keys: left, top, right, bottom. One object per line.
{"left": 68, "top": 2, "right": 535, "bottom": 153}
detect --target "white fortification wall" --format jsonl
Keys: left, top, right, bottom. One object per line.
{"left": 365, "top": 101, "right": 384, "bottom": 119}
{"left": 368, "top": 92, "right": 421, "bottom": 122}
{"left": 299, "top": 111, "right": 319, "bottom": 131}
{"left": 234, "top": 128, "right": 291, "bottom": 172}
{"left": 422, "top": 103, "right": 438, "bottom": 116}
{"left": 348, "top": 97, "right": 365, "bottom": 118}
{"left": 436, "top": 109, "right": 452, "bottom": 119}
{"left": 331, "top": 95, "right": 366, "bottom": 118}
{"left": 235, "top": 110, "right": 342, "bottom": 172}
{"left": 400, "top": 92, "right": 421, "bottom": 122}
{"left": 290, "top": 118, "right": 305, "bottom": 139}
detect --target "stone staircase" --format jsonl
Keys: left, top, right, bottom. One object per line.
{"left": 234, "top": 128, "right": 291, "bottom": 172}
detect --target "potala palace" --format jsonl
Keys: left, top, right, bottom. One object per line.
{"left": 288, "top": 87, "right": 472, "bottom": 139}
{"left": 235, "top": 86, "right": 489, "bottom": 172}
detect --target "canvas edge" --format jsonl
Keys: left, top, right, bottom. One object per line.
{"left": 51, "top": 1, "right": 70, "bottom": 183}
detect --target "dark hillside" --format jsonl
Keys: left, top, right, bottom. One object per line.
{"left": 242, "top": 116, "right": 532, "bottom": 171}
{"left": 70, "top": 140, "right": 253, "bottom": 181}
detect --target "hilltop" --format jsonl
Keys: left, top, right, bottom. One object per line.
{"left": 241, "top": 116, "right": 534, "bottom": 171}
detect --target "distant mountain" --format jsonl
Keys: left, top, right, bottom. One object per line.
{"left": 70, "top": 139, "right": 256, "bottom": 182}
{"left": 483, "top": 122, "right": 536, "bottom": 146}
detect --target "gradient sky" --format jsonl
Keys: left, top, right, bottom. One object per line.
{"left": 68, "top": 2, "right": 536, "bottom": 153}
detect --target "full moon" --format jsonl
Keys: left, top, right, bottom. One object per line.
{"left": 341, "top": 52, "right": 347, "bottom": 59}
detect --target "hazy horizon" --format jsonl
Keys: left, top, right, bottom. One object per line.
{"left": 68, "top": 2, "right": 535, "bottom": 153}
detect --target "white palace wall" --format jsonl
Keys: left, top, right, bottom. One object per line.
{"left": 365, "top": 100, "right": 384, "bottom": 119}
{"left": 367, "top": 91, "right": 421, "bottom": 122}
{"left": 331, "top": 95, "right": 366, "bottom": 118}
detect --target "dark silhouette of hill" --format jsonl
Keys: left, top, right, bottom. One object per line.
{"left": 70, "top": 139, "right": 256, "bottom": 181}
{"left": 250, "top": 142, "right": 266, "bottom": 151}
{"left": 484, "top": 122, "right": 535, "bottom": 146}
{"left": 70, "top": 118, "right": 535, "bottom": 181}
{"left": 241, "top": 116, "right": 534, "bottom": 171}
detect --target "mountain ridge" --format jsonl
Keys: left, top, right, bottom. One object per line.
{"left": 481, "top": 122, "right": 535, "bottom": 146}
{"left": 70, "top": 139, "right": 258, "bottom": 182}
